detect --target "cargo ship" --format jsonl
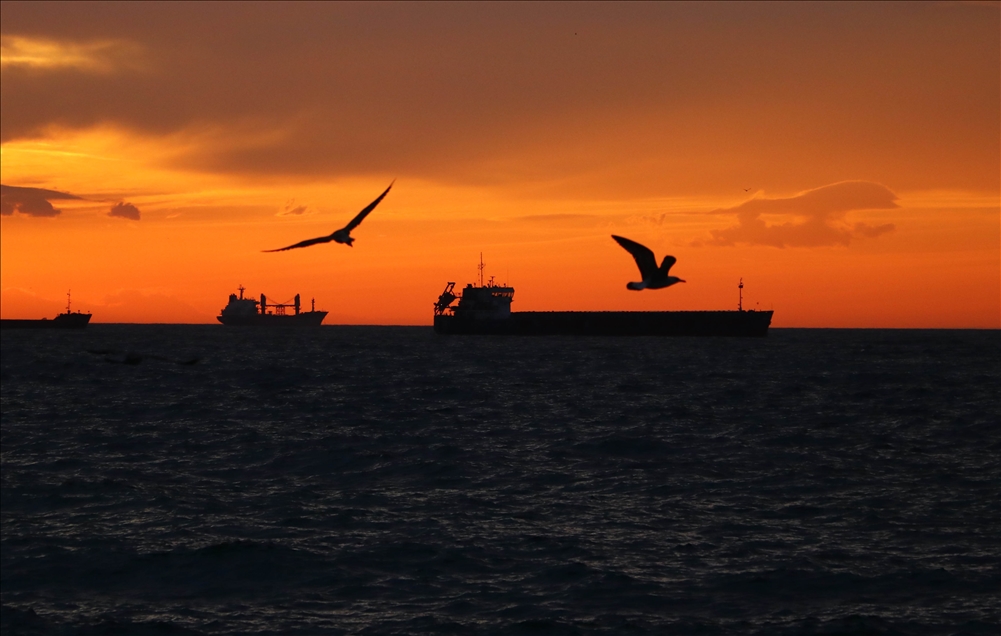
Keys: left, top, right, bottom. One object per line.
{"left": 433, "top": 276, "right": 772, "bottom": 337}
{"left": 217, "top": 285, "right": 327, "bottom": 326}
{"left": 0, "top": 292, "right": 92, "bottom": 329}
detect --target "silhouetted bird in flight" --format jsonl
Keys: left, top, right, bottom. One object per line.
{"left": 264, "top": 181, "right": 394, "bottom": 251}
{"left": 611, "top": 235, "right": 685, "bottom": 291}
{"left": 743, "top": 187, "right": 752, "bottom": 192}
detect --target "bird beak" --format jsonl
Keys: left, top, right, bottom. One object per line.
{"left": 679, "top": 279, "right": 686, "bottom": 283}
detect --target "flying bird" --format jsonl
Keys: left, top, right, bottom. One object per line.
{"left": 264, "top": 181, "right": 394, "bottom": 251}
{"left": 611, "top": 235, "right": 686, "bottom": 291}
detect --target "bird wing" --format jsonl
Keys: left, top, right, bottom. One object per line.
{"left": 612, "top": 235, "right": 658, "bottom": 279}
{"left": 342, "top": 180, "right": 394, "bottom": 232}
{"left": 262, "top": 234, "right": 334, "bottom": 252}
{"left": 659, "top": 255, "right": 677, "bottom": 275}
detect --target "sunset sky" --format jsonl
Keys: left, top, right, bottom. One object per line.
{"left": 1, "top": 1, "right": 998, "bottom": 327}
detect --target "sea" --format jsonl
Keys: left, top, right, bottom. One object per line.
{"left": 1, "top": 326, "right": 998, "bottom": 635}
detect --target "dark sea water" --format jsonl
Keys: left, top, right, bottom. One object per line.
{"left": 2, "top": 326, "right": 999, "bottom": 635}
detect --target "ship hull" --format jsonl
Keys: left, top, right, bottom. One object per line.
{"left": 1, "top": 313, "right": 92, "bottom": 329}
{"left": 217, "top": 311, "right": 327, "bottom": 326}
{"left": 434, "top": 310, "right": 773, "bottom": 337}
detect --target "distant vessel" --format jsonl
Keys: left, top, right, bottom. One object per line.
{"left": 217, "top": 285, "right": 327, "bottom": 326}
{"left": 433, "top": 260, "right": 772, "bottom": 337}
{"left": 0, "top": 291, "right": 92, "bottom": 330}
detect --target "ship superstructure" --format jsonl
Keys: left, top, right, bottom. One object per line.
{"left": 434, "top": 278, "right": 514, "bottom": 321}
{"left": 217, "top": 285, "right": 327, "bottom": 326}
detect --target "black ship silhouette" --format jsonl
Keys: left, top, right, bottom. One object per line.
{"left": 433, "top": 257, "right": 772, "bottom": 337}
{"left": 217, "top": 285, "right": 327, "bottom": 326}
{"left": 0, "top": 291, "right": 92, "bottom": 329}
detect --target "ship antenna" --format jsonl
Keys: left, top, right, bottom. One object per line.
{"left": 66, "top": 290, "right": 71, "bottom": 313}
{"left": 238, "top": 284, "right": 245, "bottom": 300}
{"left": 738, "top": 278, "right": 743, "bottom": 312}
{"left": 478, "top": 252, "right": 485, "bottom": 287}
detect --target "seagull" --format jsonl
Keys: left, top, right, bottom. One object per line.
{"left": 611, "top": 235, "right": 686, "bottom": 291}
{"left": 264, "top": 181, "right": 394, "bottom": 251}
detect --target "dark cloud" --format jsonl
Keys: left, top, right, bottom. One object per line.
{"left": 703, "top": 181, "right": 897, "bottom": 248}
{"left": 0, "top": 3, "right": 996, "bottom": 195}
{"left": 0, "top": 184, "right": 79, "bottom": 217}
{"left": 278, "top": 199, "right": 309, "bottom": 216}
{"left": 108, "top": 201, "right": 140, "bottom": 220}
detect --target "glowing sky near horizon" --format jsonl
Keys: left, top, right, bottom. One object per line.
{"left": 1, "top": 2, "right": 998, "bottom": 327}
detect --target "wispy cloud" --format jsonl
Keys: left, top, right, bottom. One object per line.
{"left": 0, "top": 35, "right": 142, "bottom": 73}
{"left": 516, "top": 213, "right": 594, "bottom": 222}
{"left": 701, "top": 181, "right": 898, "bottom": 248}
{"left": 108, "top": 201, "right": 141, "bottom": 220}
{"left": 0, "top": 184, "right": 80, "bottom": 217}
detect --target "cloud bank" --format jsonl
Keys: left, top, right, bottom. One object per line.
{"left": 108, "top": 201, "right": 141, "bottom": 220}
{"left": 703, "top": 181, "right": 898, "bottom": 248}
{"left": 0, "top": 184, "right": 79, "bottom": 217}
{"left": 1, "top": 3, "right": 996, "bottom": 196}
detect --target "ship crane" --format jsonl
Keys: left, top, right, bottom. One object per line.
{"left": 435, "top": 282, "right": 457, "bottom": 316}
{"left": 259, "top": 293, "right": 302, "bottom": 315}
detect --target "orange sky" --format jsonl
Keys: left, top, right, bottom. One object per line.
{"left": 2, "top": 2, "right": 998, "bottom": 327}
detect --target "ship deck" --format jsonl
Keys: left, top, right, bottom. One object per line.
{"left": 435, "top": 310, "right": 773, "bottom": 337}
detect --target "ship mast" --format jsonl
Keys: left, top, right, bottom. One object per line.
{"left": 66, "top": 290, "right": 71, "bottom": 313}
{"left": 478, "top": 252, "right": 485, "bottom": 287}
{"left": 738, "top": 278, "right": 743, "bottom": 311}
